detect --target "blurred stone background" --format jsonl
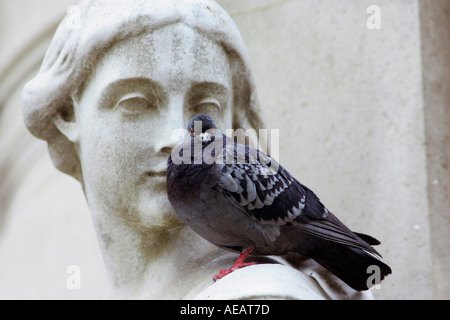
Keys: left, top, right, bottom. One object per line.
{"left": 0, "top": 0, "right": 448, "bottom": 299}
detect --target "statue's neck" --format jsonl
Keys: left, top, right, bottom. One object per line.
{"left": 91, "top": 208, "right": 231, "bottom": 299}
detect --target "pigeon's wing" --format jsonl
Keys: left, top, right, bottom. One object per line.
{"left": 210, "top": 142, "right": 379, "bottom": 255}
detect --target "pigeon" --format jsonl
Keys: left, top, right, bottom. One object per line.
{"left": 167, "top": 113, "right": 391, "bottom": 291}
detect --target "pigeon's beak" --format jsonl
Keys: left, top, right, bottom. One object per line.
{"left": 199, "top": 132, "right": 212, "bottom": 142}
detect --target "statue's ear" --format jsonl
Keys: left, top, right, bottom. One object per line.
{"left": 53, "top": 104, "right": 80, "bottom": 143}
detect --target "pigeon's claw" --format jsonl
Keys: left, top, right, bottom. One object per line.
{"left": 213, "top": 248, "right": 255, "bottom": 281}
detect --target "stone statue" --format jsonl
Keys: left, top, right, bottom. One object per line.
{"left": 22, "top": 0, "right": 371, "bottom": 299}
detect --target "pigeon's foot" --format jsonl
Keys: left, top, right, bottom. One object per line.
{"left": 212, "top": 262, "right": 256, "bottom": 280}
{"left": 213, "top": 248, "right": 256, "bottom": 281}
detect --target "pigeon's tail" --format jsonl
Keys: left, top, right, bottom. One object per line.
{"left": 307, "top": 238, "right": 392, "bottom": 291}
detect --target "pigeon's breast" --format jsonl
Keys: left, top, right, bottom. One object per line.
{"left": 168, "top": 163, "right": 256, "bottom": 249}
{"left": 167, "top": 162, "right": 210, "bottom": 213}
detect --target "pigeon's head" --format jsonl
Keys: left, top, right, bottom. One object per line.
{"left": 187, "top": 113, "right": 217, "bottom": 143}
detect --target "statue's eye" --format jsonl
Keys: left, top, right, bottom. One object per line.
{"left": 192, "top": 98, "right": 220, "bottom": 115}
{"left": 115, "top": 93, "right": 154, "bottom": 116}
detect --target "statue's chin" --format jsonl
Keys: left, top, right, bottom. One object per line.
{"left": 135, "top": 193, "right": 184, "bottom": 230}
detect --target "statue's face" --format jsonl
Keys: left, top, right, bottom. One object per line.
{"left": 74, "top": 23, "right": 232, "bottom": 228}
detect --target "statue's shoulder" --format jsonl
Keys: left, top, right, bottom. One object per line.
{"left": 194, "top": 263, "right": 327, "bottom": 300}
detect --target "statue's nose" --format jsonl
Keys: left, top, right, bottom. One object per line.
{"left": 154, "top": 97, "right": 185, "bottom": 155}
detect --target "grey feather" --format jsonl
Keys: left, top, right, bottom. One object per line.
{"left": 218, "top": 174, "right": 239, "bottom": 192}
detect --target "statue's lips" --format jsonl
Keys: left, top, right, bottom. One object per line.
{"left": 144, "top": 170, "right": 167, "bottom": 192}
{"left": 147, "top": 171, "right": 167, "bottom": 178}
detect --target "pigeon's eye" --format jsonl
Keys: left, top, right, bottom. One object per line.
{"left": 190, "top": 128, "right": 195, "bottom": 136}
